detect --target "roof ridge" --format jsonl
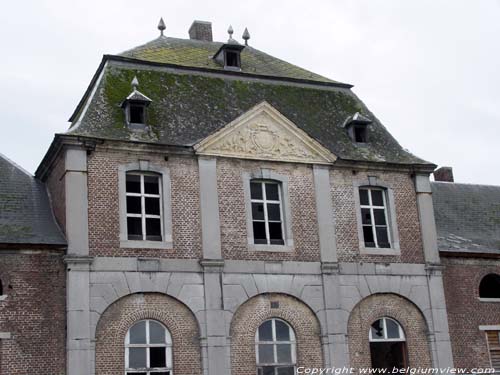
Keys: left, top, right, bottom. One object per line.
{"left": 0, "top": 152, "right": 33, "bottom": 177}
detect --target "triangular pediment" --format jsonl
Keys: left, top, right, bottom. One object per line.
{"left": 194, "top": 101, "right": 336, "bottom": 164}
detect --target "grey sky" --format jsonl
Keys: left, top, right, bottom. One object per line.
{"left": 1, "top": 0, "right": 499, "bottom": 184}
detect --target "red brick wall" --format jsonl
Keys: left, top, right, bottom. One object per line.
{"left": 347, "top": 293, "right": 432, "bottom": 369}
{"left": 230, "top": 293, "right": 323, "bottom": 373}
{"left": 0, "top": 250, "right": 66, "bottom": 374}
{"left": 46, "top": 153, "right": 66, "bottom": 235}
{"left": 87, "top": 148, "right": 202, "bottom": 258}
{"left": 332, "top": 169, "right": 425, "bottom": 263}
{"left": 442, "top": 256, "right": 500, "bottom": 369}
{"left": 95, "top": 292, "right": 202, "bottom": 375}
{"left": 217, "top": 158, "right": 321, "bottom": 261}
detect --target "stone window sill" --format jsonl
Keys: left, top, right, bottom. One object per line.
{"left": 248, "top": 244, "right": 294, "bottom": 252}
{"left": 479, "top": 298, "right": 500, "bottom": 303}
{"left": 120, "top": 240, "right": 173, "bottom": 250}
{"left": 0, "top": 295, "right": 6, "bottom": 302}
{"left": 359, "top": 247, "right": 400, "bottom": 256}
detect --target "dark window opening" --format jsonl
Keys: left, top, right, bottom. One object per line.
{"left": 370, "top": 342, "right": 408, "bottom": 370}
{"left": 129, "top": 104, "right": 145, "bottom": 124}
{"left": 225, "top": 51, "right": 240, "bottom": 68}
{"left": 479, "top": 274, "right": 500, "bottom": 298}
{"left": 0, "top": 279, "right": 2, "bottom": 295}
{"left": 354, "top": 126, "right": 367, "bottom": 143}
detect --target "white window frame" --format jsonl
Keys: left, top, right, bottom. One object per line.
{"left": 119, "top": 161, "right": 173, "bottom": 249}
{"left": 369, "top": 317, "right": 406, "bottom": 343}
{"left": 250, "top": 180, "right": 286, "bottom": 246}
{"left": 359, "top": 187, "right": 392, "bottom": 249}
{"left": 255, "top": 318, "right": 297, "bottom": 374}
{"left": 243, "top": 170, "right": 294, "bottom": 252}
{"left": 125, "top": 319, "right": 173, "bottom": 375}
{"left": 353, "top": 179, "right": 400, "bottom": 256}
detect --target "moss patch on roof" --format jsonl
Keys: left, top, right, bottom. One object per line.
{"left": 119, "top": 36, "right": 338, "bottom": 84}
{"left": 69, "top": 61, "right": 429, "bottom": 165}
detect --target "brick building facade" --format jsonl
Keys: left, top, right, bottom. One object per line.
{"left": 0, "top": 19, "right": 498, "bottom": 375}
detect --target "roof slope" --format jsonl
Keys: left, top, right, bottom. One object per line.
{"left": 69, "top": 60, "right": 430, "bottom": 166}
{"left": 432, "top": 181, "right": 500, "bottom": 254}
{"left": 119, "top": 36, "right": 338, "bottom": 84}
{"left": 0, "top": 154, "right": 66, "bottom": 246}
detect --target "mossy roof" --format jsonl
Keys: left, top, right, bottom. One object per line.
{"left": 0, "top": 154, "right": 66, "bottom": 246}
{"left": 432, "top": 182, "right": 500, "bottom": 254}
{"left": 68, "top": 59, "right": 430, "bottom": 166}
{"left": 119, "top": 36, "right": 338, "bottom": 84}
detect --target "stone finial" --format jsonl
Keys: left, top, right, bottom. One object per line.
{"left": 131, "top": 76, "right": 139, "bottom": 90}
{"left": 242, "top": 27, "right": 250, "bottom": 45}
{"left": 158, "top": 17, "right": 166, "bottom": 36}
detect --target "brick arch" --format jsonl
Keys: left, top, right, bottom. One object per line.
{"left": 347, "top": 293, "right": 432, "bottom": 369}
{"left": 230, "top": 293, "right": 323, "bottom": 374}
{"left": 95, "top": 292, "right": 202, "bottom": 375}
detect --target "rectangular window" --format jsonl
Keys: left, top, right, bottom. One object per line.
{"left": 126, "top": 173, "right": 162, "bottom": 241}
{"left": 486, "top": 331, "right": 500, "bottom": 372}
{"left": 250, "top": 181, "right": 285, "bottom": 245}
{"left": 359, "top": 187, "right": 391, "bottom": 248}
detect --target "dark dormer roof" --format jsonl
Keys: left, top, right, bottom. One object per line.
{"left": 0, "top": 154, "right": 66, "bottom": 246}
{"left": 432, "top": 181, "right": 500, "bottom": 255}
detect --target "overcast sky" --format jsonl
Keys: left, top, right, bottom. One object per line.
{"left": 1, "top": 0, "right": 499, "bottom": 184}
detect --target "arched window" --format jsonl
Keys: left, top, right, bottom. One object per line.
{"left": 479, "top": 274, "right": 500, "bottom": 299}
{"left": 255, "top": 318, "right": 296, "bottom": 375}
{"left": 125, "top": 319, "right": 172, "bottom": 375}
{"left": 369, "top": 317, "right": 407, "bottom": 370}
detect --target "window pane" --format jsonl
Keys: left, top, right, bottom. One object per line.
{"left": 130, "top": 105, "right": 145, "bottom": 124}
{"left": 150, "top": 347, "right": 166, "bottom": 368}
{"left": 144, "top": 175, "right": 160, "bottom": 194}
{"left": 258, "top": 320, "right": 273, "bottom": 341}
{"left": 253, "top": 222, "right": 267, "bottom": 244}
{"left": 275, "top": 320, "right": 290, "bottom": 341}
{"left": 361, "top": 208, "right": 372, "bottom": 225}
{"left": 376, "top": 227, "right": 390, "bottom": 248}
{"left": 128, "top": 347, "right": 147, "bottom": 368}
{"left": 363, "top": 226, "right": 375, "bottom": 247}
{"left": 267, "top": 203, "right": 281, "bottom": 221}
{"left": 277, "top": 367, "right": 295, "bottom": 375}
{"left": 265, "top": 183, "right": 279, "bottom": 201}
{"left": 127, "top": 217, "right": 143, "bottom": 239}
{"left": 129, "top": 321, "right": 147, "bottom": 344}
{"left": 276, "top": 344, "right": 292, "bottom": 363}
{"left": 258, "top": 344, "right": 275, "bottom": 364}
{"left": 386, "top": 319, "right": 401, "bottom": 339}
{"left": 359, "top": 189, "right": 369, "bottom": 205}
{"left": 259, "top": 367, "right": 275, "bottom": 375}
{"left": 149, "top": 321, "right": 166, "bottom": 344}
{"left": 146, "top": 218, "right": 162, "bottom": 241}
{"left": 251, "top": 182, "right": 263, "bottom": 199}
{"left": 371, "top": 190, "right": 384, "bottom": 206}
{"left": 252, "top": 203, "right": 265, "bottom": 220}
{"left": 373, "top": 209, "right": 386, "bottom": 225}
{"left": 269, "top": 222, "right": 284, "bottom": 245}
{"left": 126, "top": 174, "right": 141, "bottom": 193}
{"left": 145, "top": 197, "right": 161, "bottom": 215}
{"left": 371, "top": 319, "right": 384, "bottom": 339}
{"left": 127, "top": 196, "right": 142, "bottom": 214}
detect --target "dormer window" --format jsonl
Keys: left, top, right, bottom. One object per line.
{"left": 225, "top": 50, "right": 240, "bottom": 68}
{"left": 344, "top": 112, "right": 372, "bottom": 144}
{"left": 121, "top": 76, "right": 152, "bottom": 130}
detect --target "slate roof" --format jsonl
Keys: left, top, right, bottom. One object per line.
{"left": 432, "top": 181, "right": 500, "bottom": 254}
{"left": 67, "top": 56, "right": 431, "bottom": 166}
{"left": 119, "top": 36, "right": 338, "bottom": 84}
{"left": 0, "top": 154, "right": 66, "bottom": 246}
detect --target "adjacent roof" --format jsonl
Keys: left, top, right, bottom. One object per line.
{"left": 67, "top": 57, "right": 431, "bottom": 166}
{"left": 432, "top": 181, "right": 500, "bottom": 254}
{"left": 119, "top": 35, "right": 338, "bottom": 84}
{"left": 0, "top": 154, "right": 66, "bottom": 246}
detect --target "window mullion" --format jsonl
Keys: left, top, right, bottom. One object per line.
{"left": 262, "top": 183, "right": 271, "bottom": 245}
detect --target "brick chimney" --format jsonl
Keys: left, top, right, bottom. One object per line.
{"left": 434, "top": 166, "right": 454, "bottom": 182}
{"left": 189, "top": 20, "right": 213, "bottom": 42}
